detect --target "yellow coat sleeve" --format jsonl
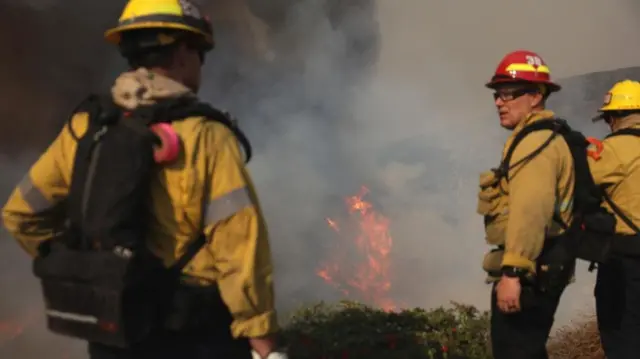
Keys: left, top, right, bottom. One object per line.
{"left": 1, "top": 119, "right": 78, "bottom": 257}
{"left": 502, "top": 131, "right": 560, "bottom": 273}
{"left": 587, "top": 140, "right": 625, "bottom": 186}
{"left": 202, "top": 123, "right": 278, "bottom": 339}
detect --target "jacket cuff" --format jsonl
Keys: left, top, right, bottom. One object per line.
{"left": 501, "top": 252, "right": 536, "bottom": 274}
{"left": 231, "top": 310, "right": 280, "bottom": 338}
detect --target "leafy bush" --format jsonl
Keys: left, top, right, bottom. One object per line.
{"left": 281, "top": 301, "right": 492, "bottom": 359}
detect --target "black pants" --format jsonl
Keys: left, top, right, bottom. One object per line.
{"left": 595, "top": 256, "right": 640, "bottom": 359}
{"left": 88, "top": 327, "right": 252, "bottom": 359}
{"left": 88, "top": 283, "right": 252, "bottom": 359}
{"left": 490, "top": 282, "right": 565, "bottom": 359}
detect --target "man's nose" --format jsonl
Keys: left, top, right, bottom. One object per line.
{"left": 495, "top": 97, "right": 505, "bottom": 106}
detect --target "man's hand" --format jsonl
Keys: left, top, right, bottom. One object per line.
{"left": 249, "top": 335, "right": 278, "bottom": 358}
{"left": 496, "top": 275, "right": 522, "bottom": 313}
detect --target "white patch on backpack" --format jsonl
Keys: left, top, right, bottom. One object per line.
{"left": 179, "top": 0, "right": 202, "bottom": 19}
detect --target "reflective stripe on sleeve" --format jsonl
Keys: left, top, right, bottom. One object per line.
{"left": 18, "top": 175, "right": 54, "bottom": 213}
{"left": 204, "top": 186, "right": 252, "bottom": 226}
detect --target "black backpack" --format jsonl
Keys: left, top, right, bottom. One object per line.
{"left": 63, "top": 94, "right": 251, "bottom": 252}
{"left": 32, "top": 94, "right": 252, "bottom": 348}
{"left": 496, "top": 118, "right": 617, "bottom": 267}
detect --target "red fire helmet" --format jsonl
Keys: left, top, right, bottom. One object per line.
{"left": 485, "top": 50, "right": 561, "bottom": 93}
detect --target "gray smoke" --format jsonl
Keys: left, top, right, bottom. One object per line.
{"left": 2, "top": 0, "right": 640, "bottom": 357}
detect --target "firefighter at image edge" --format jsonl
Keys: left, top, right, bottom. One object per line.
{"left": 0, "top": 0, "right": 287, "bottom": 358}
{"left": 477, "top": 50, "right": 576, "bottom": 359}
{"left": 589, "top": 79, "right": 640, "bottom": 359}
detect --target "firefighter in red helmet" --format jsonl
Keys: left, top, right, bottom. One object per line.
{"left": 486, "top": 50, "right": 561, "bottom": 129}
{"left": 477, "top": 50, "right": 576, "bottom": 358}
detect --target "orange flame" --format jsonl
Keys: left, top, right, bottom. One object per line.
{"left": 317, "top": 186, "right": 396, "bottom": 311}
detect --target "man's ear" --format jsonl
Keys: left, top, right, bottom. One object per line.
{"left": 530, "top": 92, "right": 544, "bottom": 108}
{"left": 171, "top": 43, "right": 188, "bottom": 69}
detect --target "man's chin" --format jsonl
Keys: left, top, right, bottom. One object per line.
{"left": 499, "top": 118, "right": 516, "bottom": 130}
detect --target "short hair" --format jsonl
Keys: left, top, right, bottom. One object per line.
{"left": 118, "top": 28, "right": 186, "bottom": 69}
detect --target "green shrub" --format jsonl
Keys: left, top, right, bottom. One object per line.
{"left": 281, "top": 301, "right": 492, "bottom": 359}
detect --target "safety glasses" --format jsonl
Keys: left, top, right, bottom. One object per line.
{"left": 493, "top": 88, "right": 538, "bottom": 102}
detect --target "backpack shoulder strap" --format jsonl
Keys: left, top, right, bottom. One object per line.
{"left": 499, "top": 118, "right": 564, "bottom": 181}
{"left": 66, "top": 94, "right": 122, "bottom": 141}
{"left": 602, "top": 190, "right": 640, "bottom": 234}
{"left": 606, "top": 128, "right": 640, "bottom": 139}
{"left": 158, "top": 99, "right": 253, "bottom": 163}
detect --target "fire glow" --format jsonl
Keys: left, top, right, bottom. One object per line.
{"left": 0, "top": 310, "right": 39, "bottom": 350}
{"left": 316, "top": 186, "right": 396, "bottom": 311}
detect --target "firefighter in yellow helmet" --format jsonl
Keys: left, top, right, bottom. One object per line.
{"left": 1, "top": 0, "right": 285, "bottom": 358}
{"left": 589, "top": 79, "right": 640, "bottom": 359}
{"left": 477, "top": 50, "right": 576, "bottom": 358}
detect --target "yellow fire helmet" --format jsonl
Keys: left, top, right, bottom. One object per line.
{"left": 104, "top": 0, "right": 214, "bottom": 51}
{"left": 593, "top": 79, "right": 640, "bottom": 122}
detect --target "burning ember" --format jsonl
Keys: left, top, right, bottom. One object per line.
{"left": 0, "top": 321, "right": 26, "bottom": 347}
{"left": 316, "top": 186, "right": 396, "bottom": 311}
{"left": 0, "top": 310, "right": 39, "bottom": 349}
